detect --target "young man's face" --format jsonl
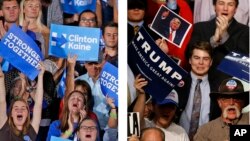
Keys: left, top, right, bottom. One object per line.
{"left": 189, "top": 49, "right": 212, "bottom": 78}
{"left": 103, "top": 26, "right": 118, "bottom": 49}
{"left": 2, "top": 0, "right": 20, "bottom": 23}
{"left": 214, "top": 0, "right": 237, "bottom": 21}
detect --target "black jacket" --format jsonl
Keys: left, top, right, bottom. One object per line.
{"left": 186, "top": 18, "right": 249, "bottom": 90}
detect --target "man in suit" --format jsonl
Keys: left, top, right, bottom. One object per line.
{"left": 165, "top": 17, "right": 182, "bottom": 45}
{"left": 177, "top": 41, "right": 221, "bottom": 140}
{"left": 186, "top": 0, "right": 249, "bottom": 91}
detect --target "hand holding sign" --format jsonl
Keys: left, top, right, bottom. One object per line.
{"left": 134, "top": 74, "right": 148, "bottom": 95}
{"left": 99, "top": 62, "right": 118, "bottom": 107}
{"left": 0, "top": 24, "right": 43, "bottom": 80}
{"left": 106, "top": 95, "right": 116, "bottom": 109}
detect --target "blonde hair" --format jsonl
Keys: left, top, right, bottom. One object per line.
{"left": 8, "top": 98, "right": 31, "bottom": 137}
{"left": 19, "top": 0, "right": 43, "bottom": 33}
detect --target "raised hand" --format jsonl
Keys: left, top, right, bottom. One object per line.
{"left": 106, "top": 95, "right": 115, "bottom": 109}
{"left": 67, "top": 54, "right": 78, "bottom": 67}
{"left": 134, "top": 74, "right": 148, "bottom": 95}
{"left": 214, "top": 15, "right": 229, "bottom": 42}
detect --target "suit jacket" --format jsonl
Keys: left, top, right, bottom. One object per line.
{"left": 175, "top": 73, "right": 221, "bottom": 123}
{"left": 164, "top": 29, "right": 182, "bottom": 45}
{"left": 127, "top": 22, "right": 160, "bottom": 45}
{"left": 186, "top": 18, "right": 249, "bottom": 91}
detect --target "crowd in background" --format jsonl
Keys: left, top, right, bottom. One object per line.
{"left": 0, "top": 0, "right": 118, "bottom": 141}
{"left": 127, "top": 0, "right": 249, "bottom": 141}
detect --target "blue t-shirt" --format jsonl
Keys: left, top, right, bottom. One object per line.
{"left": 46, "top": 120, "right": 78, "bottom": 141}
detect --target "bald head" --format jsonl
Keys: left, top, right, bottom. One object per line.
{"left": 140, "top": 127, "right": 165, "bottom": 141}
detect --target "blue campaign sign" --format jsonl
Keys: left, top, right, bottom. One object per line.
{"left": 218, "top": 51, "right": 250, "bottom": 83}
{"left": 128, "top": 26, "right": 188, "bottom": 102}
{"left": 0, "top": 24, "right": 43, "bottom": 80}
{"left": 50, "top": 136, "right": 72, "bottom": 141}
{"left": 60, "top": 0, "right": 96, "bottom": 14}
{"left": 49, "top": 24, "right": 100, "bottom": 61}
{"left": 99, "top": 62, "right": 118, "bottom": 107}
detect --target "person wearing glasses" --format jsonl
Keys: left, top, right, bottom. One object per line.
{"left": 77, "top": 118, "right": 100, "bottom": 141}
{"left": 79, "top": 10, "right": 98, "bottom": 28}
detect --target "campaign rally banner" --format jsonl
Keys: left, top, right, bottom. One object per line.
{"left": 60, "top": 0, "right": 96, "bottom": 14}
{"left": 99, "top": 62, "right": 118, "bottom": 107}
{"left": 128, "top": 26, "right": 188, "bottom": 102}
{"left": 0, "top": 24, "right": 43, "bottom": 80}
{"left": 49, "top": 24, "right": 100, "bottom": 61}
{"left": 128, "top": 112, "right": 140, "bottom": 138}
{"left": 50, "top": 136, "right": 71, "bottom": 141}
{"left": 218, "top": 51, "right": 249, "bottom": 83}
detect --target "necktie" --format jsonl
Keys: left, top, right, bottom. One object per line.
{"left": 189, "top": 79, "right": 202, "bottom": 140}
{"left": 134, "top": 25, "right": 140, "bottom": 35}
{"left": 168, "top": 31, "right": 173, "bottom": 41}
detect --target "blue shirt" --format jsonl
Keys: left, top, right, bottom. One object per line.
{"left": 76, "top": 73, "right": 109, "bottom": 130}
{"left": 46, "top": 120, "right": 78, "bottom": 141}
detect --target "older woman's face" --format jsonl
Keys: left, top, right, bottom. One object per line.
{"left": 11, "top": 101, "right": 29, "bottom": 127}
{"left": 68, "top": 92, "right": 85, "bottom": 113}
{"left": 23, "top": 0, "right": 41, "bottom": 19}
{"left": 78, "top": 119, "right": 97, "bottom": 141}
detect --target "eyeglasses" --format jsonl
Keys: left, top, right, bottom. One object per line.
{"left": 80, "top": 126, "right": 97, "bottom": 131}
{"left": 80, "top": 18, "right": 96, "bottom": 23}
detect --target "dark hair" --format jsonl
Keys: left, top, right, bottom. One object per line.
{"left": 213, "top": 0, "right": 238, "bottom": 7}
{"left": 74, "top": 79, "right": 94, "bottom": 111}
{"left": 78, "top": 9, "right": 98, "bottom": 26}
{"left": 102, "top": 21, "right": 118, "bottom": 35}
{"left": 77, "top": 117, "right": 100, "bottom": 141}
{"left": 140, "top": 127, "right": 165, "bottom": 141}
{"left": 187, "top": 41, "right": 213, "bottom": 59}
{"left": 128, "top": 0, "right": 146, "bottom": 10}
{"left": 0, "top": 0, "right": 20, "bottom": 8}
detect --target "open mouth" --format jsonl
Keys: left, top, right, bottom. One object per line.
{"left": 73, "top": 104, "right": 78, "bottom": 107}
{"left": 85, "top": 134, "right": 92, "bottom": 138}
{"left": 17, "top": 115, "right": 23, "bottom": 121}
{"left": 227, "top": 107, "right": 236, "bottom": 112}
{"left": 222, "top": 13, "right": 228, "bottom": 16}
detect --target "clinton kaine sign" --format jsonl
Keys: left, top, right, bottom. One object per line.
{"left": 128, "top": 26, "right": 187, "bottom": 102}
{"left": 49, "top": 24, "right": 100, "bottom": 61}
